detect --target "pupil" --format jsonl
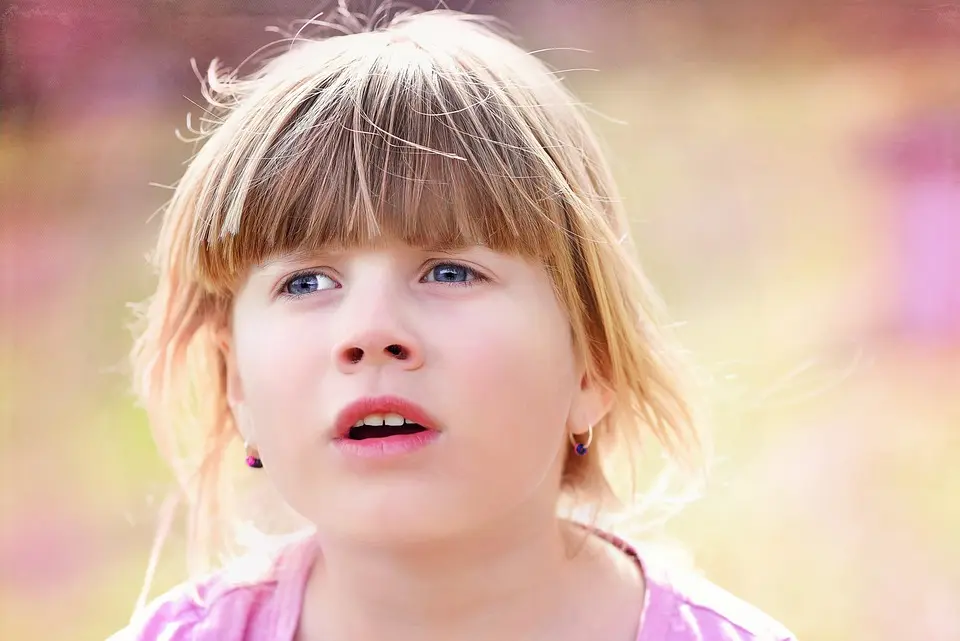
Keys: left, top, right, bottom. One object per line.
{"left": 289, "top": 275, "right": 317, "bottom": 295}
{"left": 436, "top": 265, "right": 466, "bottom": 282}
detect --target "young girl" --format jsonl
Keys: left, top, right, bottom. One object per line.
{"left": 113, "top": 6, "right": 796, "bottom": 641}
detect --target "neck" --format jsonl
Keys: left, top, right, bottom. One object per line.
{"left": 301, "top": 503, "right": 590, "bottom": 641}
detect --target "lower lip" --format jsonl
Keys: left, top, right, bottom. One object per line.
{"left": 332, "top": 430, "right": 440, "bottom": 459}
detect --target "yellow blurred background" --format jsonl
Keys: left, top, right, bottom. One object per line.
{"left": 1, "top": 1, "right": 958, "bottom": 640}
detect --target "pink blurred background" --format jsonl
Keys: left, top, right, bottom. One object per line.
{"left": 1, "top": 1, "right": 958, "bottom": 639}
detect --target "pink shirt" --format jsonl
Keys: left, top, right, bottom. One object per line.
{"left": 109, "top": 531, "right": 796, "bottom": 640}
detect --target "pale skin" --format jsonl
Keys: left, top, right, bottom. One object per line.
{"left": 222, "top": 239, "right": 646, "bottom": 641}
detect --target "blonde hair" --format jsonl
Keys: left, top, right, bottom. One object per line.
{"left": 130, "top": 3, "right": 703, "bottom": 595}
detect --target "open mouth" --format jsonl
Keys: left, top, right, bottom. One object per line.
{"left": 334, "top": 400, "right": 439, "bottom": 452}
{"left": 347, "top": 422, "right": 428, "bottom": 440}
{"left": 333, "top": 403, "right": 439, "bottom": 457}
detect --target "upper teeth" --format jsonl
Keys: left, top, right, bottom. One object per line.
{"left": 353, "top": 413, "right": 416, "bottom": 427}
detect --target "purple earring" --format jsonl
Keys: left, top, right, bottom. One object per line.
{"left": 569, "top": 424, "right": 594, "bottom": 456}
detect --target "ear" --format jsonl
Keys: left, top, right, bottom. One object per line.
{"left": 569, "top": 372, "right": 614, "bottom": 435}
{"left": 216, "top": 328, "right": 245, "bottom": 410}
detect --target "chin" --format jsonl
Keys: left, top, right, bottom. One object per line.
{"left": 318, "top": 484, "right": 489, "bottom": 546}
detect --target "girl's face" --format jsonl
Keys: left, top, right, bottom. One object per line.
{"left": 227, "top": 239, "right": 604, "bottom": 542}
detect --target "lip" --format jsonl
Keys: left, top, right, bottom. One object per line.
{"left": 332, "top": 395, "right": 440, "bottom": 440}
{"left": 333, "top": 429, "right": 441, "bottom": 459}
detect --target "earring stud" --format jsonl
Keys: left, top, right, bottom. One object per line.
{"left": 244, "top": 441, "right": 263, "bottom": 468}
{"left": 569, "top": 424, "right": 593, "bottom": 456}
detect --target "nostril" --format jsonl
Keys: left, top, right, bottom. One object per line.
{"left": 386, "top": 344, "right": 407, "bottom": 360}
{"left": 345, "top": 347, "right": 364, "bottom": 364}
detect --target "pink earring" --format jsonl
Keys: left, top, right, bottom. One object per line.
{"left": 244, "top": 442, "right": 263, "bottom": 468}
{"left": 569, "top": 424, "right": 593, "bottom": 456}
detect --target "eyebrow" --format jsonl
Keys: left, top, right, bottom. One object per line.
{"left": 255, "top": 248, "right": 328, "bottom": 270}
{"left": 255, "top": 243, "right": 475, "bottom": 270}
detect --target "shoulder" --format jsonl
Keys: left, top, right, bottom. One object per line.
{"left": 591, "top": 529, "right": 796, "bottom": 641}
{"left": 105, "top": 571, "right": 277, "bottom": 641}
{"left": 107, "top": 536, "right": 315, "bottom": 641}
{"left": 638, "top": 554, "right": 797, "bottom": 641}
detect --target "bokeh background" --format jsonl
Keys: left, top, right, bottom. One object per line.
{"left": 2, "top": 1, "right": 959, "bottom": 639}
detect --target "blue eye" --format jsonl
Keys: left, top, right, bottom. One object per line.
{"left": 424, "top": 263, "right": 478, "bottom": 285}
{"left": 282, "top": 272, "right": 337, "bottom": 297}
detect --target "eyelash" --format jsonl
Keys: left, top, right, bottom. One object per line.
{"left": 277, "top": 269, "right": 335, "bottom": 299}
{"left": 424, "top": 261, "right": 488, "bottom": 289}
{"left": 277, "top": 261, "right": 487, "bottom": 299}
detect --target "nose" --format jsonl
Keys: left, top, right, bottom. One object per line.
{"left": 330, "top": 255, "right": 426, "bottom": 373}
{"left": 335, "top": 328, "right": 424, "bottom": 372}
{"left": 332, "top": 285, "right": 425, "bottom": 372}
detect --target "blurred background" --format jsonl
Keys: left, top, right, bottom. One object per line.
{"left": 1, "top": 1, "right": 958, "bottom": 639}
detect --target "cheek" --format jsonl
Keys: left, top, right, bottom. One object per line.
{"left": 435, "top": 298, "right": 577, "bottom": 516}
{"left": 232, "top": 311, "right": 342, "bottom": 519}
{"left": 448, "top": 299, "right": 578, "bottom": 452}
{"left": 233, "top": 313, "right": 329, "bottom": 449}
